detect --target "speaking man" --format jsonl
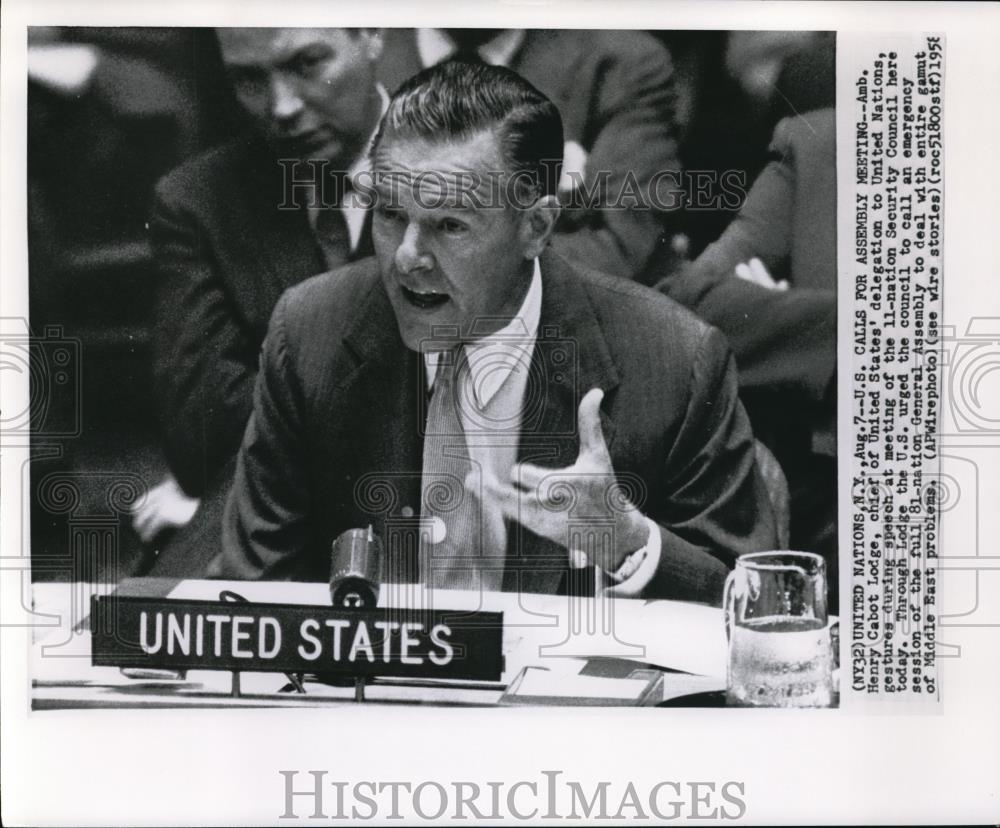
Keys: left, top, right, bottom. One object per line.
{"left": 220, "top": 61, "right": 777, "bottom": 604}
{"left": 141, "top": 28, "right": 386, "bottom": 574}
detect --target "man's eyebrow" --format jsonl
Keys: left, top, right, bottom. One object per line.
{"left": 224, "top": 41, "right": 331, "bottom": 74}
{"left": 421, "top": 199, "right": 485, "bottom": 216}
{"left": 276, "top": 42, "right": 333, "bottom": 70}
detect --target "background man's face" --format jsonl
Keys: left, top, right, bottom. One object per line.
{"left": 218, "top": 28, "right": 380, "bottom": 167}
{"left": 372, "top": 130, "right": 537, "bottom": 351}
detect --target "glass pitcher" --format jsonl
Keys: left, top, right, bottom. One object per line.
{"left": 723, "top": 551, "right": 834, "bottom": 708}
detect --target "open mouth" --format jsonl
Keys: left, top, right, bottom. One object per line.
{"left": 401, "top": 285, "right": 450, "bottom": 310}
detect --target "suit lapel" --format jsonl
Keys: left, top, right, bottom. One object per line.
{"left": 351, "top": 210, "right": 375, "bottom": 261}
{"left": 235, "top": 137, "right": 327, "bottom": 303}
{"left": 333, "top": 253, "right": 623, "bottom": 594}
{"left": 241, "top": 137, "right": 374, "bottom": 314}
{"left": 507, "top": 251, "right": 621, "bottom": 595}
{"left": 260, "top": 206, "right": 325, "bottom": 295}
{"left": 338, "top": 281, "right": 425, "bottom": 558}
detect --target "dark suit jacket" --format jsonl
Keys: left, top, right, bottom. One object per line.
{"left": 220, "top": 250, "right": 778, "bottom": 605}
{"left": 150, "top": 133, "right": 372, "bottom": 497}
{"left": 146, "top": 134, "right": 371, "bottom": 577}
{"left": 656, "top": 108, "right": 837, "bottom": 404}
{"left": 378, "top": 29, "right": 682, "bottom": 281}
{"left": 656, "top": 110, "right": 838, "bottom": 572}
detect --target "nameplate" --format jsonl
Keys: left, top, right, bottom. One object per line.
{"left": 90, "top": 596, "right": 504, "bottom": 681}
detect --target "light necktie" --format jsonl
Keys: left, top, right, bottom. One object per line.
{"left": 419, "top": 347, "right": 505, "bottom": 591}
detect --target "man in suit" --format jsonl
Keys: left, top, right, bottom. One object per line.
{"left": 656, "top": 107, "right": 838, "bottom": 598}
{"left": 655, "top": 108, "right": 837, "bottom": 404}
{"left": 377, "top": 29, "right": 683, "bottom": 282}
{"left": 221, "top": 61, "right": 776, "bottom": 605}
{"left": 138, "top": 29, "right": 386, "bottom": 573}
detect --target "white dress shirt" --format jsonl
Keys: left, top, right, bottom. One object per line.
{"left": 423, "top": 259, "right": 661, "bottom": 592}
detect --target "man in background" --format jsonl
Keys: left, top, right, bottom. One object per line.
{"left": 657, "top": 107, "right": 838, "bottom": 597}
{"left": 135, "top": 28, "right": 386, "bottom": 574}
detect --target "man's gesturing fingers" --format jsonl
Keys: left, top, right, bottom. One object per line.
{"left": 481, "top": 469, "right": 557, "bottom": 537}
{"left": 509, "top": 460, "right": 552, "bottom": 491}
{"left": 509, "top": 386, "right": 610, "bottom": 489}
{"left": 577, "top": 387, "right": 610, "bottom": 461}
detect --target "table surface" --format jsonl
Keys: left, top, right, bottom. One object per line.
{"left": 30, "top": 579, "right": 728, "bottom": 709}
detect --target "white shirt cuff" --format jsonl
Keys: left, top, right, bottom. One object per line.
{"left": 604, "top": 516, "right": 662, "bottom": 597}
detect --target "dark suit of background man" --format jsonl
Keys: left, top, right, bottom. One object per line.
{"left": 221, "top": 61, "right": 777, "bottom": 605}
{"left": 137, "top": 29, "right": 386, "bottom": 574}
{"left": 657, "top": 107, "right": 838, "bottom": 597}
{"left": 378, "top": 28, "right": 684, "bottom": 282}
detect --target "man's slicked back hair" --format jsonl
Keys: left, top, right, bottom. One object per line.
{"left": 372, "top": 60, "right": 564, "bottom": 199}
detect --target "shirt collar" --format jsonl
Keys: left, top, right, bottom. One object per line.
{"left": 416, "top": 29, "right": 526, "bottom": 69}
{"left": 308, "top": 84, "right": 388, "bottom": 232}
{"left": 424, "top": 257, "right": 543, "bottom": 407}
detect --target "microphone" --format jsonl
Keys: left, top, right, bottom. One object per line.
{"left": 329, "top": 526, "right": 383, "bottom": 608}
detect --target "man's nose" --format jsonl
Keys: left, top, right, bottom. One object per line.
{"left": 270, "top": 74, "right": 304, "bottom": 125}
{"left": 395, "top": 222, "right": 434, "bottom": 273}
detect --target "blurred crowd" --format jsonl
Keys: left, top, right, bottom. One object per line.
{"left": 27, "top": 28, "right": 837, "bottom": 598}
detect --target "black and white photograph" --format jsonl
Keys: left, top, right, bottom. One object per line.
{"left": 2, "top": 2, "right": 998, "bottom": 825}
{"left": 26, "top": 23, "right": 839, "bottom": 708}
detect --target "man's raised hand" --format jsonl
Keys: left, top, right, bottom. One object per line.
{"left": 480, "top": 388, "right": 648, "bottom": 571}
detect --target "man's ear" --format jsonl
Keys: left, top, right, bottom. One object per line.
{"left": 520, "top": 194, "right": 561, "bottom": 260}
